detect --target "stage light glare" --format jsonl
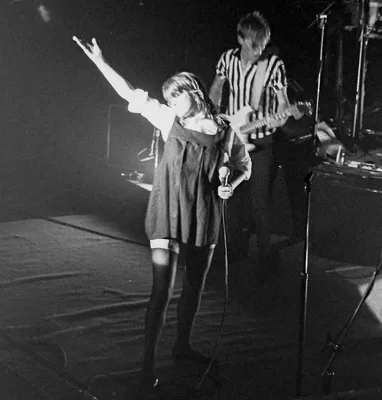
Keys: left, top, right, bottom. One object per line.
{"left": 37, "top": 3, "right": 50, "bottom": 22}
{"left": 357, "top": 273, "right": 382, "bottom": 324}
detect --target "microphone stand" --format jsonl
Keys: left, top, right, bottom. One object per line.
{"left": 295, "top": 10, "right": 331, "bottom": 396}
{"left": 295, "top": 170, "right": 314, "bottom": 397}
{"left": 351, "top": 0, "right": 366, "bottom": 138}
{"left": 307, "top": 1, "right": 336, "bottom": 30}
{"left": 311, "top": 13, "right": 328, "bottom": 154}
{"left": 136, "top": 128, "right": 161, "bottom": 167}
{"left": 321, "top": 249, "right": 382, "bottom": 395}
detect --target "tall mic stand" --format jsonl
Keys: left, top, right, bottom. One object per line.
{"left": 311, "top": 14, "right": 328, "bottom": 154}
{"left": 321, "top": 249, "right": 382, "bottom": 394}
{"left": 136, "top": 128, "right": 161, "bottom": 167}
{"left": 351, "top": 0, "right": 366, "bottom": 138}
{"left": 295, "top": 12, "right": 329, "bottom": 398}
{"left": 295, "top": 171, "right": 314, "bottom": 397}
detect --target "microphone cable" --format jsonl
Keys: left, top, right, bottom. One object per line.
{"left": 195, "top": 197, "right": 230, "bottom": 390}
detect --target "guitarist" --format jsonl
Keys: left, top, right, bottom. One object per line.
{"left": 209, "top": 11, "right": 290, "bottom": 282}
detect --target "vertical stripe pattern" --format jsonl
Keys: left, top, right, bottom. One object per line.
{"left": 216, "top": 48, "right": 288, "bottom": 139}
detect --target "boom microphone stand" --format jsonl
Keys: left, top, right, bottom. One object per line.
{"left": 296, "top": 9, "right": 331, "bottom": 398}
{"left": 136, "top": 127, "right": 160, "bottom": 166}
{"left": 351, "top": 0, "right": 366, "bottom": 138}
{"left": 311, "top": 13, "right": 328, "bottom": 153}
{"left": 133, "top": 128, "right": 160, "bottom": 187}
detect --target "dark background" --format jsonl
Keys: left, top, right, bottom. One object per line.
{"left": 0, "top": 0, "right": 381, "bottom": 190}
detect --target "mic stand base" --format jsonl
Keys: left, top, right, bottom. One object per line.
{"left": 322, "top": 371, "right": 335, "bottom": 395}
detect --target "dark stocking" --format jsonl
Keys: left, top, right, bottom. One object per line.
{"left": 174, "top": 245, "right": 215, "bottom": 359}
{"left": 140, "top": 247, "right": 178, "bottom": 383}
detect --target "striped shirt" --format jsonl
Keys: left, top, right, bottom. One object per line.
{"left": 216, "top": 48, "right": 288, "bottom": 140}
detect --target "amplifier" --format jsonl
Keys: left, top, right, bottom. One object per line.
{"left": 310, "top": 162, "right": 382, "bottom": 266}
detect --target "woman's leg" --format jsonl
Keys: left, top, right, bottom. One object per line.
{"left": 140, "top": 239, "right": 179, "bottom": 383}
{"left": 173, "top": 244, "right": 215, "bottom": 361}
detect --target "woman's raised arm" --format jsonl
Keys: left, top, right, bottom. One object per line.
{"left": 73, "top": 36, "right": 135, "bottom": 102}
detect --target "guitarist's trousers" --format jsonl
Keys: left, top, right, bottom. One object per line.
{"left": 225, "top": 136, "right": 309, "bottom": 266}
{"left": 225, "top": 144, "right": 276, "bottom": 267}
{"left": 245, "top": 145, "right": 277, "bottom": 268}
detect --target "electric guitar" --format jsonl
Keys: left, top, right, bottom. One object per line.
{"left": 227, "top": 101, "right": 312, "bottom": 151}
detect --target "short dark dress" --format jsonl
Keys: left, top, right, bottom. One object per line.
{"left": 145, "top": 119, "right": 228, "bottom": 247}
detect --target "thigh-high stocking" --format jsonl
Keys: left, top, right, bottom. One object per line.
{"left": 140, "top": 245, "right": 178, "bottom": 381}
{"left": 174, "top": 245, "right": 215, "bottom": 354}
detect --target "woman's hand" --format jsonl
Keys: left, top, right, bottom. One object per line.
{"left": 218, "top": 184, "right": 233, "bottom": 200}
{"left": 72, "top": 36, "right": 135, "bottom": 101}
{"left": 73, "top": 36, "right": 103, "bottom": 64}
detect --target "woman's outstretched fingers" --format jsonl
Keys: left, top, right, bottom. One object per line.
{"left": 72, "top": 35, "right": 81, "bottom": 45}
{"left": 73, "top": 36, "right": 102, "bottom": 60}
{"left": 73, "top": 36, "right": 86, "bottom": 51}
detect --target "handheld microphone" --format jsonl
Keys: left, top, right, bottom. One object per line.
{"left": 219, "top": 166, "right": 231, "bottom": 187}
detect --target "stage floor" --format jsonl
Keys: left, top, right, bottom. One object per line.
{"left": 1, "top": 168, "right": 382, "bottom": 400}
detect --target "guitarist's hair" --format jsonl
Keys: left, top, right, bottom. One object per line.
{"left": 237, "top": 11, "right": 271, "bottom": 50}
{"left": 162, "top": 72, "right": 226, "bottom": 127}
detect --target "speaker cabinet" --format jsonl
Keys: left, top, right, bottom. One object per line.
{"left": 310, "top": 163, "right": 382, "bottom": 266}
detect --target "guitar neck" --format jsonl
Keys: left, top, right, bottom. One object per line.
{"left": 240, "top": 109, "right": 292, "bottom": 135}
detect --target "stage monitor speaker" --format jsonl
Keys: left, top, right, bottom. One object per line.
{"left": 310, "top": 163, "right": 382, "bottom": 266}
{"left": 106, "top": 104, "right": 155, "bottom": 174}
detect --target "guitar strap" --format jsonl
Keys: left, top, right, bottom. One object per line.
{"left": 250, "top": 57, "right": 269, "bottom": 111}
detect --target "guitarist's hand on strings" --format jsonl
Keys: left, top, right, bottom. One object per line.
{"left": 270, "top": 87, "right": 291, "bottom": 128}
{"left": 265, "top": 104, "right": 290, "bottom": 129}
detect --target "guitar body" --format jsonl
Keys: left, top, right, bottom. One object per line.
{"left": 227, "top": 106, "right": 258, "bottom": 151}
{"left": 226, "top": 102, "right": 312, "bottom": 151}
{"left": 227, "top": 106, "right": 255, "bottom": 131}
